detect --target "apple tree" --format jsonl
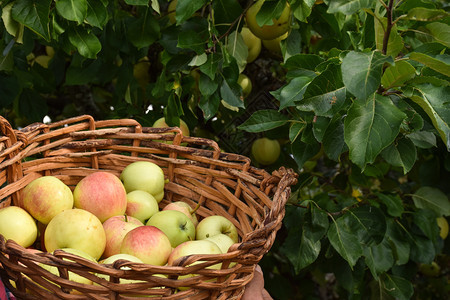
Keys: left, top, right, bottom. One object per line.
{"left": 1, "top": 0, "right": 449, "bottom": 298}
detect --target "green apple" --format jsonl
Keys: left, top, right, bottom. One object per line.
{"left": 44, "top": 208, "right": 106, "bottom": 260}
{"left": 40, "top": 248, "right": 97, "bottom": 294}
{"left": 23, "top": 176, "right": 74, "bottom": 225}
{"left": 98, "top": 254, "right": 144, "bottom": 283}
{"left": 73, "top": 171, "right": 127, "bottom": 223}
{"left": 146, "top": 210, "right": 196, "bottom": 248}
{"left": 120, "top": 161, "right": 166, "bottom": 203}
{"left": 196, "top": 215, "right": 239, "bottom": 243}
{"left": 238, "top": 74, "right": 252, "bottom": 98}
{"left": 163, "top": 201, "right": 198, "bottom": 227}
{"left": 120, "top": 225, "right": 172, "bottom": 266}
{"left": 126, "top": 190, "right": 159, "bottom": 223}
{"left": 205, "top": 233, "right": 235, "bottom": 254}
{"left": 240, "top": 26, "right": 262, "bottom": 63}
{"left": 133, "top": 57, "right": 151, "bottom": 90}
{"left": 0, "top": 206, "right": 37, "bottom": 248}
{"left": 437, "top": 217, "right": 448, "bottom": 240}
{"left": 419, "top": 261, "right": 441, "bottom": 277}
{"left": 245, "top": 0, "right": 291, "bottom": 40}
{"left": 102, "top": 215, "right": 143, "bottom": 259}
{"left": 251, "top": 137, "right": 280, "bottom": 165}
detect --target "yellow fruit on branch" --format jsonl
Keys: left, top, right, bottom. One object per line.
{"left": 245, "top": 0, "right": 291, "bottom": 40}
{"left": 240, "top": 27, "right": 262, "bottom": 63}
{"left": 437, "top": 217, "right": 448, "bottom": 240}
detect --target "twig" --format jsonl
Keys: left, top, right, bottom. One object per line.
{"left": 382, "top": 0, "right": 395, "bottom": 55}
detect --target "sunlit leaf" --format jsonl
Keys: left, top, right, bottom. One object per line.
{"left": 12, "top": 0, "right": 51, "bottom": 41}
{"left": 412, "top": 186, "right": 450, "bottom": 216}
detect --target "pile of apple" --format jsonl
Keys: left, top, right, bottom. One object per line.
{"left": 0, "top": 161, "right": 239, "bottom": 290}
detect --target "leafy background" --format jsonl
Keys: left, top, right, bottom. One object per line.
{"left": 1, "top": 0, "right": 449, "bottom": 299}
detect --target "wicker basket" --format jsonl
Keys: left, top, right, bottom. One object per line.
{"left": 0, "top": 115, "right": 298, "bottom": 299}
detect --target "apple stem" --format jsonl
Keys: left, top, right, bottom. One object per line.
{"left": 190, "top": 202, "right": 201, "bottom": 214}
{"left": 124, "top": 214, "right": 128, "bottom": 222}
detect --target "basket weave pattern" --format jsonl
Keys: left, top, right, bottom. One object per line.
{"left": 0, "top": 115, "right": 297, "bottom": 299}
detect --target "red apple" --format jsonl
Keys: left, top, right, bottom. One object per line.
{"left": 73, "top": 172, "right": 127, "bottom": 223}
{"left": 120, "top": 226, "right": 172, "bottom": 266}
{"left": 102, "top": 215, "right": 143, "bottom": 259}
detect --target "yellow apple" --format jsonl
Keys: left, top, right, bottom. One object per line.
{"left": 251, "top": 137, "right": 280, "bottom": 165}
{"left": 237, "top": 74, "right": 252, "bottom": 98}
{"left": 152, "top": 117, "right": 190, "bottom": 137}
{"left": 120, "top": 161, "right": 166, "bottom": 203}
{"left": 44, "top": 208, "right": 106, "bottom": 260}
{"left": 262, "top": 32, "right": 288, "bottom": 55}
{"left": 240, "top": 27, "right": 262, "bottom": 63}
{"left": 126, "top": 190, "right": 159, "bottom": 223}
{"left": 23, "top": 176, "right": 74, "bottom": 225}
{"left": 0, "top": 206, "right": 37, "bottom": 248}
{"left": 34, "top": 55, "right": 51, "bottom": 68}
{"left": 437, "top": 217, "right": 448, "bottom": 240}
{"left": 245, "top": 0, "right": 291, "bottom": 40}
{"left": 73, "top": 171, "right": 127, "bottom": 223}
{"left": 205, "top": 233, "right": 235, "bottom": 254}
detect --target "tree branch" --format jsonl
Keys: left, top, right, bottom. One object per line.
{"left": 382, "top": 0, "right": 395, "bottom": 55}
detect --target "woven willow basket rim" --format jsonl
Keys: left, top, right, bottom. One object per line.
{"left": 0, "top": 115, "right": 298, "bottom": 300}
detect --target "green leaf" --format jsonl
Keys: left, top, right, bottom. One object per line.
{"left": 298, "top": 63, "right": 347, "bottom": 117}
{"left": 344, "top": 94, "right": 406, "bottom": 170}
{"left": 2, "top": 3, "right": 25, "bottom": 43}
{"left": 289, "top": 122, "right": 306, "bottom": 143}
{"left": 426, "top": 22, "right": 450, "bottom": 47}
{"left": 323, "top": 115, "right": 347, "bottom": 161}
{"left": 327, "top": 0, "right": 372, "bottom": 15}
{"left": 256, "top": 0, "right": 287, "bottom": 26}
{"left": 226, "top": 31, "right": 248, "bottom": 73}
{"left": 198, "top": 73, "right": 218, "bottom": 96}
{"left": 413, "top": 209, "right": 440, "bottom": 241}
{"left": 219, "top": 77, "right": 244, "bottom": 109}
{"left": 386, "top": 219, "right": 410, "bottom": 265}
{"left": 176, "top": 0, "right": 207, "bottom": 24}
{"left": 65, "top": 59, "right": 102, "bottom": 85}
{"left": 382, "top": 274, "right": 414, "bottom": 300}
{"left": 342, "top": 51, "right": 393, "bottom": 100}
{"left": 199, "top": 92, "right": 220, "bottom": 121}
{"left": 86, "top": 0, "right": 108, "bottom": 29}
{"left": 327, "top": 213, "right": 364, "bottom": 268}
{"left": 0, "top": 42, "right": 14, "bottom": 71}
{"left": 407, "top": 131, "right": 437, "bottom": 149}
{"left": 381, "top": 61, "right": 416, "bottom": 89}
{"left": 381, "top": 137, "right": 417, "bottom": 174}
{"left": 364, "top": 238, "right": 394, "bottom": 279}
{"left": 212, "top": 0, "right": 242, "bottom": 24}
{"left": 410, "top": 235, "right": 435, "bottom": 264}
{"left": 377, "top": 193, "right": 404, "bottom": 217}
{"left": 284, "top": 54, "right": 324, "bottom": 72}
{"left": 125, "top": 0, "right": 149, "bottom": 5}
{"left": 350, "top": 205, "right": 386, "bottom": 246}
{"left": 199, "top": 53, "right": 221, "bottom": 80}
{"left": 68, "top": 26, "right": 101, "bottom": 59}
{"left": 178, "top": 30, "right": 206, "bottom": 54}
{"left": 12, "top": 0, "right": 51, "bottom": 41}
{"left": 188, "top": 53, "right": 208, "bottom": 66}
{"left": 0, "top": 73, "right": 20, "bottom": 107}
{"left": 290, "top": 138, "right": 321, "bottom": 170}
{"left": 238, "top": 110, "right": 289, "bottom": 133}
{"left": 281, "top": 205, "right": 329, "bottom": 273}
{"left": 18, "top": 89, "right": 48, "bottom": 122}
{"left": 374, "top": 17, "right": 404, "bottom": 58}
{"left": 406, "top": 8, "right": 448, "bottom": 21}
{"left": 410, "top": 84, "right": 450, "bottom": 150}
{"left": 412, "top": 187, "right": 450, "bottom": 217}
{"left": 127, "top": 7, "right": 160, "bottom": 49}
{"left": 409, "top": 52, "right": 450, "bottom": 77}
{"left": 291, "top": 0, "right": 315, "bottom": 22}
{"left": 55, "top": 0, "right": 87, "bottom": 24}
{"left": 274, "top": 76, "right": 314, "bottom": 110}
